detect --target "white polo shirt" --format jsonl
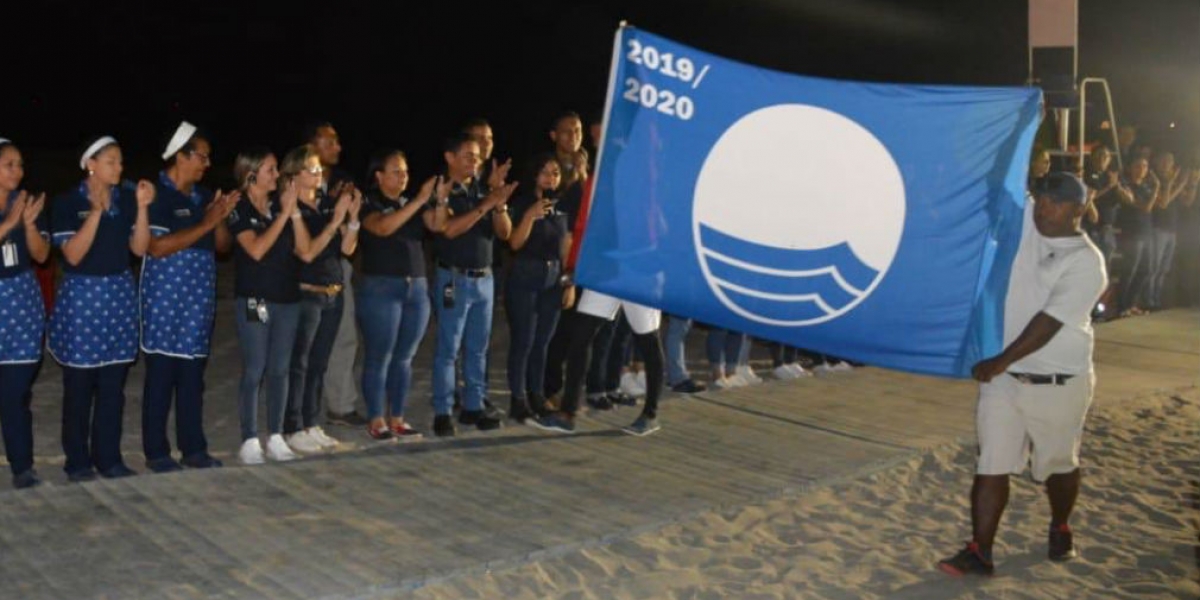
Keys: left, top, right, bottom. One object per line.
{"left": 1003, "top": 200, "right": 1107, "bottom": 375}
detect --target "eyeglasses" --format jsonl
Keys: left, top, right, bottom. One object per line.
{"left": 190, "top": 151, "right": 211, "bottom": 164}
{"left": 304, "top": 165, "right": 324, "bottom": 175}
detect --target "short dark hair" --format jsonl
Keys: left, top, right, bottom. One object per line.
{"left": 551, "top": 110, "right": 581, "bottom": 131}
{"left": 443, "top": 132, "right": 477, "bottom": 155}
{"left": 302, "top": 121, "right": 335, "bottom": 143}
{"left": 461, "top": 118, "right": 490, "bottom": 133}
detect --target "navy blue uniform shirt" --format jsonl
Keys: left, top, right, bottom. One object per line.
{"left": 435, "top": 179, "right": 500, "bottom": 270}
{"left": 0, "top": 191, "right": 49, "bottom": 278}
{"left": 509, "top": 192, "right": 568, "bottom": 262}
{"left": 296, "top": 192, "right": 344, "bottom": 286}
{"left": 227, "top": 197, "right": 300, "bottom": 303}
{"left": 51, "top": 182, "right": 138, "bottom": 276}
{"left": 150, "top": 171, "right": 216, "bottom": 252}
{"left": 360, "top": 191, "right": 428, "bottom": 278}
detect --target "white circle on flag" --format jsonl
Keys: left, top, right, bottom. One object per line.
{"left": 692, "top": 104, "right": 906, "bottom": 326}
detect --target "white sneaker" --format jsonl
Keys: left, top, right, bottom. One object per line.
{"left": 238, "top": 438, "right": 265, "bottom": 465}
{"left": 813, "top": 363, "right": 836, "bottom": 374}
{"left": 735, "top": 365, "right": 763, "bottom": 384}
{"left": 712, "top": 377, "right": 735, "bottom": 390}
{"left": 773, "top": 365, "right": 799, "bottom": 380}
{"left": 286, "top": 430, "right": 324, "bottom": 455}
{"left": 786, "top": 363, "right": 813, "bottom": 377}
{"left": 309, "top": 426, "right": 339, "bottom": 449}
{"left": 830, "top": 361, "right": 854, "bottom": 372}
{"left": 725, "top": 373, "right": 749, "bottom": 388}
{"left": 265, "top": 434, "right": 298, "bottom": 461}
{"left": 620, "top": 372, "right": 645, "bottom": 398}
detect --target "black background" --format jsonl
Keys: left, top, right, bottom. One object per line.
{"left": 4, "top": 0, "right": 1198, "bottom": 192}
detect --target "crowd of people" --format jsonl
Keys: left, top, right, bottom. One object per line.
{"left": 0, "top": 112, "right": 842, "bottom": 490}
{"left": 1036, "top": 125, "right": 1200, "bottom": 317}
{"left": 0, "top": 114, "right": 1193, "bottom": 491}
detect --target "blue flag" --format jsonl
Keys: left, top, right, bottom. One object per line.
{"left": 577, "top": 26, "right": 1042, "bottom": 378}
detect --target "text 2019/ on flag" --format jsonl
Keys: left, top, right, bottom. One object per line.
{"left": 576, "top": 25, "right": 1042, "bottom": 378}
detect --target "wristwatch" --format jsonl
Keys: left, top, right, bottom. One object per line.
{"left": 558, "top": 272, "right": 574, "bottom": 287}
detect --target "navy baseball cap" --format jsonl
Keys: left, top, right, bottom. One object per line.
{"left": 1033, "top": 172, "right": 1088, "bottom": 205}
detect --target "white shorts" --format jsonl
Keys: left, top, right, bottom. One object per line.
{"left": 576, "top": 289, "right": 662, "bottom": 335}
{"left": 976, "top": 371, "right": 1094, "bottom": 482}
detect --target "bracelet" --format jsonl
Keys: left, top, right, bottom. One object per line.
{"left": 347, "top": 221, "right": 361, "bottom": 231}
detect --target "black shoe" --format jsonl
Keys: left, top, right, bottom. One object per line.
{"left": 608, "top": 392, "right": 638, "bottom": 407}
{"left": 326, "top": 411, "right": 369, "bottom": 427}
{"left": 586, "top": 395, "right": 614, "bottom": 411}
{"left": 671, "top": 379, "right": 707, "bottom": 394}
{"left": 145, "top": 456, "right": 184, "bottom": 474}
{"left": 483, "top": 398, "right": 506, "bottom": 417}
{"left": 12, "top": 469, "right": 41, "bottom": 489}
{"left": 529, "top": 393, "right": 555, "bottom": 418}
{"left": 98, "top": 463, "right": 138, "bottom": 479}
{"left": 66, "top": 467, "right": 97, "bottom": 483}
{"left": 459, "top": 410, "right": 502, "bottom": 431}
{"left": 181, "top": 453, "right": 224, "bottom": 469}
{"left": 528, "top": 412, "right": 576, "bottom": 434}
{"left": 1048, "top": 524, "right": 1078, "bottom": 561}
{"left": 937, "top": 542, "right": 995, "bottom": 577}
{"left": 433, "top": 415, "right": 456, "bottom": 438}
{"left": 509, "top": 396, "right": 533, "bottom": 423}
{"left": 622, "top": 414, "right": 661, "bottom": 436}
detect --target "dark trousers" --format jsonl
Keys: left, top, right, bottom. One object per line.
{"left": 142, "top": 354, "right": 209, "bottom": 462}
{"left": 0, "top": 363, "right": 39, "bottom": 475}
{"left": 505, "top": 263, "right": 563, "bottom": 401}
{"left": 561, "top": 313, "right": 664, "bottom": 418}
{"left": 287, "top": 291, "right": 344, "bottom": 433}
{"left": 544, "top": 305, "right": 576, "bottom": 398}
{"left": 62, "top": 364, "right": 130, "bottom": 474}
{"left": 587, "top": 316, "right": 633, "bottom": 394}
{"left": 770, "top": 343, "right": 799, "bottom": 368}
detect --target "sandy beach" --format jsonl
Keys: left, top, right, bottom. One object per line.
{"left": 411, "top": 386, "right": 1199, "bottom": 600}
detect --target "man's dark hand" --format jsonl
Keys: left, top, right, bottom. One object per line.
{"left": 971, "top": 356, "right": 1009, "bottom": 383}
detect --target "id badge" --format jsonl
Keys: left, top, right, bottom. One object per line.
{"left": 246, "top": 298, "right": 270, "bottom": 323}
{"left": 1, "top": 240, "right": 17, "bottom": 268}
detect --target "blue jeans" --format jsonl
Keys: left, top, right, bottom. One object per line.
{"left": 1118, "top": 235, "right": 1152, "bottom": 312}
{"left": 358, "top": 276, "right": 430, "bottom": 419}
{"left": 432, "top": 268, "right": 494, "bottom": 416}
{"left": 1146, "top": 229, "right": 1176, "bottom": 309}
{"left": 706, "top": 328, "right": 745, "bottom": 375}
{"left": 505, "top": 260, "right": 563, "bottom": 400}
{"left": 286, "top": 291, "right": 344, "bottom": 433}
{"left": 235, "top": 299, "right": 301, "bottom": 441}
{"left": 664, "top": 315, "right": 693, "bottom": 386}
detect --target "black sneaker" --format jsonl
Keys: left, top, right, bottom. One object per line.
{"left": 1048, "top": 523, "right": 1078, "bottom": 561}
{"left": 530, "top": 394, "right": 555, "bottom": 418}
{"left": 459, "top": 410, "right": 503, "bottom": 431}
{"left": 528, "top": 412, "right": 576, "bottom": 434}
{"left": 326, "top": 411, "right": 369, "bottom": 427}
{"left": 98, "top": 463, "right": 138, "bottom": 479}
{"left": 66, "top": 467, "right": 97, "bottom": 483}
{"left": 509, "top": 396, "right": 533, "bottom": 423}
{"left": 586, "top": 395, "right": 614, "bottom": 411}
{"left": 483, "top": 398, "right": 506, "bottom": 418}
{"left": 145, "top": 456, "right": 184, "bottom": 474}
{"left": 433, "top": 415, "right": 456, "bottom": 438}
{"left": 11, "top": 469, "right": 41, "bottom": 489}
{"left": 938, "top": 542, "right": 995, "bottom": 576}
{"left": 671, "top": 379, "right": 707, "bottom": 394}
{"left": 608, "top": 392, "right": 639, "bottom": 407}
{"left": 622, "top": 414, "right": 661, "bottom": 436}
{"left": 180, "top": 453, "right": 224, "bottom": 469}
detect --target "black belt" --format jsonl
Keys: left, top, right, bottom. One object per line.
{"left": 438, "top": 263, "right": 490, "bottom": 278}
{"left": 1008, "top": 372, "right": 1075, "bottom": 385}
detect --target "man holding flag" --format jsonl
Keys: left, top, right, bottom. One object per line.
{"left": 939, "top": 172, "right": 1106, "bottom": 576}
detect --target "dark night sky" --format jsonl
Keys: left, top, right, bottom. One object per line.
{"left": 5, "top": 0, "right": 1198, "bottom": 192}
